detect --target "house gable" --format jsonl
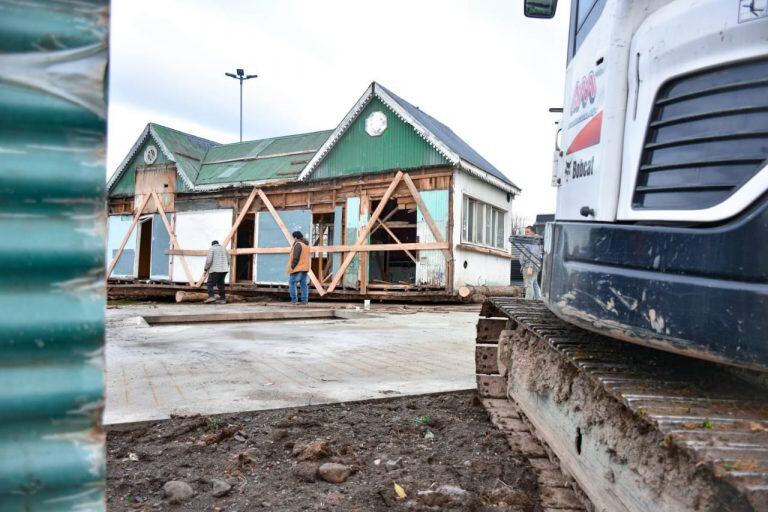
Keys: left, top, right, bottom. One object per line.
{"left": 110, "top": 136, "right": 170, "bottom": 197}
{"left": 309, "top": 97, "right": 449, "bottom": 181}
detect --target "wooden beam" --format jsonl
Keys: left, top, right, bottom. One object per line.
{"left": 221, "top": 187, "right": 258, "bottom": 247}
{"left": 402, "top": 173, "right": 452, "bottom": 262}
{"left": 359, "top": 191, "right": 369, "bottom": 295}
{"left": 368, "top": 207, "right": 400, "bottom": 237}
{"left": 375, "top": 219, "right": 418, "bottom": 264}
{"left": 167, "top": 241, "right": 450, "bottom": 256}
{"left": 105, "top": 193, "right": 151, "bottom": 279}
{"left": 326, "top": 171, "right": 404, "bottom": 293}
{"left": 256, "top": 188, "right": 326, "bottom": 296}
{"left": 456, "top": 243, "right": 512, "bottom": 260}
{"left": 151, "top": 191, "right": 196, "bottom": 286}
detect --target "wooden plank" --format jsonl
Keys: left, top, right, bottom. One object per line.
{"left": 151, "top": 191, "right": 196, "bottom": 286}
{"left": 375, "top": 219, "right": 418, "bottom": 264}
{"left": 476, "top": 374, "right": 506, "bottom": 398}
{"left": 476, "top": 344, "right": 499, "bottom": 374}
{"left": 142, "top": 308, "right": 338, "bottom": 325}
{"left": 105, "top": 193, "right": 151, "bottom": 278}
{"left": 402, "top": 173, "right": 453, "bottom": 262}
{"left": 256, "top": 188, "right": 326, "bottom": 296}
{"left": 477, "top": 318, "right": 508, "bottom": 343}
{"left": 326, "top": 171, "right": 404, "bottom": 293}
{"left": 221, "top": 187, "right": 258, "bottom": 247}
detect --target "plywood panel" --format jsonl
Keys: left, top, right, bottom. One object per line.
{"left": 107, "top": 215, "right": 137, "bottom": 278}
{"left": 171, "top": 209, "right": 232, "bottom": 283}
{"left": 255, "top": 209, "right": 311, "bottom": 285}
{"left": 135, "top": 165, "right": 176, "bottom": 213}
{"left": 415, "top": 189, "right": 448, "bottom": 287}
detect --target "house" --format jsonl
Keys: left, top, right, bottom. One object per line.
{"left": 106, "top": 82, "right": 520, "bottom": 299}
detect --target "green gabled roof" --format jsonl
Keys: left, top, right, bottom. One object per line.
{"left": 107, "top": 123, "right": 220, "bottom": 192}
{"left": 107, "top": 125, "right": 332, "bottom": 194}
{"left": 194, "top": 130, "right": 333, "bottom": 189}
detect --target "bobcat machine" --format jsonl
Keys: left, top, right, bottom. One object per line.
{"left": 475, "top": 1, "right": 768, "bottom": 511}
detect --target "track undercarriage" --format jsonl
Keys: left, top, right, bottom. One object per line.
{"left": 476, "top": 297, "right": 768, "bottom": 512}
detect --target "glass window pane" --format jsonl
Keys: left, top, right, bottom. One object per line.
{"left": 476, "top": 202, "right": 484, "bottom": 244}
{"left": 462, "top": 196, "right": 468, "bottom": 241}
{"left": 467, "top": 198, "right": 474, "bottom": 242}
{"left": 485, "top": 206, "right": 492, "bottom": 246}
{"left": 496, "top": 210, "right": 505, "bottom": 248}
{"left": 577, "top": 0, "right": 598, "bottom": 29}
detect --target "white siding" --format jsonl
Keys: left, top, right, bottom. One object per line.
{"left": 452, "top": 171, "right": 514, "bottom": 288}
{"left": 171, "top": 209, "right": 233, "bottom": 283}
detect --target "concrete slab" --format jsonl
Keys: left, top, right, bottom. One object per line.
{"left": 104, "top": 303, "right": 477, "bottom": 424}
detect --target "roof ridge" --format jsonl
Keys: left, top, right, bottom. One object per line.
{"left": 216, "top": 128, "right": 334, "bottom": 149}
{"left": 149, "top": 122, "right": 221, "bottom": 146}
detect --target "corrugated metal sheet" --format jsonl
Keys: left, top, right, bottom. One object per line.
{"left": 255, "top": 210, "right": 311, "bottom": 284}
{"left": 0, "top": 0, "right": 108, "bottom": 510}
{"left": 312, "top": 98, "right": 448, "bottom": 181}
{"left": 195, "top": 130, "right": 332, "bottom": 186}
{"left": 416, "top": 190, "right": 449, "bottom": 287}
{"left": 343, "top": 197, "right": 362, "bottom": 288}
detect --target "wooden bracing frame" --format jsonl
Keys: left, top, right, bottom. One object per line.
{"left": 107, "top": 171, "right": 452, "bottom": 295}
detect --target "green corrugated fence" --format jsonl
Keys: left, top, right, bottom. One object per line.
{"left": 0, "top": 0, "right": 108, "bottom": 510}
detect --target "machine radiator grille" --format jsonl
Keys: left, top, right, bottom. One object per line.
{"left": 633, "top": 58, "right": 768, "bottom": 210}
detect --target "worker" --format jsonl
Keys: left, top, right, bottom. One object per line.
{"left": 520, "top": 226, "right": 542, "bottom": 300}
{"left": 204, "top": 240, "right": 229, "bottom": 304}
{"left": 287, "top": 231, "right": 311, "bottom": 305}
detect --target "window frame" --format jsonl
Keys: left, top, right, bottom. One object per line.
{"left": 460, "top": 194, "right": 507, "bottom": 250}
{"left": 567, "top": 0, "right": 607, "bottom": 63}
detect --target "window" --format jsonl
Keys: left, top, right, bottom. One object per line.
{"left": 462, "top": 195, "right": 506, "bottom": 249}
{"left": 567, "top": 0, "right": 606, "bottom": 61}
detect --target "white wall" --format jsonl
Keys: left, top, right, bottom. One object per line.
{"left": 171, "top": 209, "right": 233, "bottom": 283}
{"left": 452, "top": 171, "right": 514, "bottom": 288}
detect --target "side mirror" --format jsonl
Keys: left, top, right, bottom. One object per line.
{"left": 524, "top": 0, "right": 558, "bottom": 18}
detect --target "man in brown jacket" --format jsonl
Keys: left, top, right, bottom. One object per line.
{"left": 287, "top": 231, "right": 310, "bottom": 305}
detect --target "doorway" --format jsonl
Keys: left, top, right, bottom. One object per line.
{"left": 235, "top": 215, "right": 255, "bottom": 282}
{"left": 137, "top": 217, "right": 153, "bottom": 279}
{"left": 368, "top": 199, "right": 417, "bottom": 286}
{"left": 311, "top": 212, "right": 335, "bottom": 283}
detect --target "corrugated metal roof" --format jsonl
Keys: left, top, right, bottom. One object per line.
{"left": 0, "top": 0, "right": 108, "bottom": 508}
{"left": 194, "top": 130, "right": 332, "bottom": 186}
{"left": 377, "top": 84, "right": 517, "bottom": 189}
{"left": 299, "top": 82, "right": 520, "bottom": 194}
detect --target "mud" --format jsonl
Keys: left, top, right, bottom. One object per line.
{"left": 506, "top": 319, "right": 754, "bottom": 512}
{"left": 107, "top": 391, "right": 543, "bottom": 511}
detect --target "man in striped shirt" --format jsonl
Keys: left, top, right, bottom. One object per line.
{"left": 204, "top": 240, "right": 230, "bottom": 304}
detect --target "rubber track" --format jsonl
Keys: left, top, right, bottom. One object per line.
{"left": 480, "top": 297, "right": 768, "bottom": 510}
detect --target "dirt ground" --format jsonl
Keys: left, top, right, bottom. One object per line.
{"left": 107, "top": 391, "right": 543, "bottom": 511}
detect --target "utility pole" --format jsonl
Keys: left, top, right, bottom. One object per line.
{"left": 225, "top": 68, "right": 258, "bottom": 142}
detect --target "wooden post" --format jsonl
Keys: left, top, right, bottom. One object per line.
{"left": 359, "top": 191, "right": 369, "bottom": 295}
{"left": 105, "top": 193, "right": 151, "bottom": 278}
{"left": 255, "top": 188, "right": 326, "bottom": 296}
{"left": 326, "top": 171, "right": 404, "bottom": 293}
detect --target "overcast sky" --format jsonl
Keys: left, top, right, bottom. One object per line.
{"left": 108, "top": 0, "right": 571, "bottom": 222}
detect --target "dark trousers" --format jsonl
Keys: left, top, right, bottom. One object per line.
{"left": 206, "top": 272, "right": 227, "bottom": 299}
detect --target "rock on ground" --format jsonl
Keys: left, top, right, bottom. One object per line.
{"left": 163, "top": 480, "right": 194, "bottom": 504}
{"left": 292, "top": 462, "right": 320, "bottom": 483}
{"left": 211, "top": 479, "right": 231, "bottom": 497}
{"left": 318, "top": 463, "right": 352, "bottom": 484}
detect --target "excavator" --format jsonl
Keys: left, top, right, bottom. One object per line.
{"left": 476, "top": 1, "right": 768, "bottom": 510}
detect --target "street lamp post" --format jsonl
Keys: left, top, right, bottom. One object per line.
{"left": 225, "top": 68, "right": 258, "bottom": 142}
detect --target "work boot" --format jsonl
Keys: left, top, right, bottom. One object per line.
{"left": 301, "top": 302, "right": 309, "bottom": 306}
{"left": 217, "top": 299, "right": 227, "bottom": 304}
{"left": 203, "top": 297, "right": 217, "bottom": 304}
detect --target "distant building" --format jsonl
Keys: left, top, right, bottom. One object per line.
{"left": 106, "top": 82, "right": 520, "bottom": 299}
